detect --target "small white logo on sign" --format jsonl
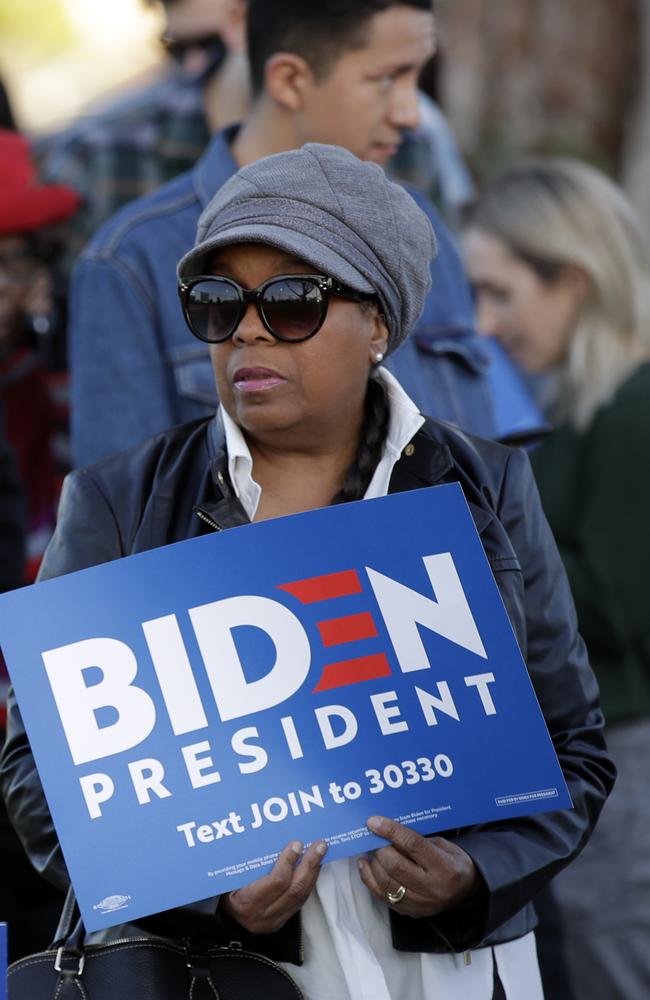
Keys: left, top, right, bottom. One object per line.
{"left": 93, "top": 894, "right": 131, "bottom": 914}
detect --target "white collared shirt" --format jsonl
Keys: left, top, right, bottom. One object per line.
{"left": 219, "top": 368, "right": 425, "bottom": 521}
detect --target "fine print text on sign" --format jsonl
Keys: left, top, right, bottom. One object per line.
{"left": 0, "top": 484, "right": 571, "bottom": 931}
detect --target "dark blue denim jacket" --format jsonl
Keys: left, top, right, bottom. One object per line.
{"left": 69, "top": 126, "right": 541, "bottom": 467}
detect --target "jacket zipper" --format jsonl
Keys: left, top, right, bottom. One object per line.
{"left": 194, "top": 507, "right": 223, "bottom": 532}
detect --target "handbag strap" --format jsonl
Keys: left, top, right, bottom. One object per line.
{"left": 47, "top": 886, "right": 301, "bottom": 999}
{"left": 51, "top": 883, "right": 80, "bottom": 947}
{"left": 49, "top": 886, "right": 215, "bottom": 970}
{"left": 37, "top": 887, "right": 304, "bottom": 1000}
{"left": 50, "top": 882, "right": 86, "bottom": 965}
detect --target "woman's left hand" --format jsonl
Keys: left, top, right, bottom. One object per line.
{"left": 357, "top": 815, "right": 483, "bottom": 918}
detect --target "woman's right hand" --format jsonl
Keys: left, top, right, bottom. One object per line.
{"left": 219, "top": 839, "right": 328, "bottom": 934}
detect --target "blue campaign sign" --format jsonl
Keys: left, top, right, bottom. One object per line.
{"left": 0, "top": 484, "right": 571, "bottom": 932}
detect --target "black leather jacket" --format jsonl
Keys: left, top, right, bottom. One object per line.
{"left": 0, "top": 415, "right": 615, "bottom": 961}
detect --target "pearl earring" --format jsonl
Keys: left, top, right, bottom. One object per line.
{"left": 374, "top": 352, "right": 384, "bottom": 363}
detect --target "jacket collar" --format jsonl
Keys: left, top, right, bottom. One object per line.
{"left": 190, "top": 415, "right": 250, "bottom": 532}
{"left": 388, "top": 423, "right": 454, "bottom": 493}
{"left": 195, "top": 415, "right": 460, "bottom": 532}
{"left": 196, "top": 414, "right": 496, "bottom": 541}
{"left": 388, "top": 423, "right": 496, "bottom": 537}
{"left": 192, "top": 124, "right": 240, "bottom": 209}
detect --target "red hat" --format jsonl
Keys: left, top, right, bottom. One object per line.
{"left": 0, "top": 129, "right": 80, "bottom": 235}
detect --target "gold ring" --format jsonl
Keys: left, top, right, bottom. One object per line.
{"left": 386, "top": 884, "right": 407, "bottom": 905}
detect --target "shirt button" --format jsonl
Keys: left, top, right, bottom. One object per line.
{"left": 404, "top": 443, "right": 415, "bottom": 457}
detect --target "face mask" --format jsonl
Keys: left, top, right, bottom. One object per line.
{"left": 161, "top": 32, "right": 228, "bottom": 83}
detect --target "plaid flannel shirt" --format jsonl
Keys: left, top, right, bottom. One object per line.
{"left": 39, "top": 70, "right": 211, "bottom": 277}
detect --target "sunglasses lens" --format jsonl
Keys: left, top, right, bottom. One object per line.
{"left": 262, "top": 279, "right": 324, "bottom": 341}
{"left": 186, "top": 280, "right": 241, "bottom": 342}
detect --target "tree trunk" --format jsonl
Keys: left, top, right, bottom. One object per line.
{"left": 437, "top": 0, "right": 640, "bottom": 182}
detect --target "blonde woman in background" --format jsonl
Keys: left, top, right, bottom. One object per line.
{"left": 463, "top": 158, "right": 650, "bottom": 1000}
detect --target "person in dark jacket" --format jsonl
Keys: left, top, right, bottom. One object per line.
{"left": 1, "top": 146, "right": 614, "bottom": 999}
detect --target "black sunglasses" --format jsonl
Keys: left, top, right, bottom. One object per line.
{"left": 178, "top": 274, "right": 375, "bottom": 344}
{"left": 160, "top": 32, "right": 225, "bottom": 65}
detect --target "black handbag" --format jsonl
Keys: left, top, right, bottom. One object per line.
{"left": 8, "top": 886, "right": 304, "bottom": 999}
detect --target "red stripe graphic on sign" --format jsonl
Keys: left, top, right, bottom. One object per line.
{"left": 278, "top": 570, "right": 362, "bottom": 604}
{"left": 313, "top": 653, "right": 391, "bottom": 692}
{"left": 317, "top": 612, "right": 378, "bottom": 647}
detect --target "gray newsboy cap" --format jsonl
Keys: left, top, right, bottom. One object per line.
{"left": 177, "top": 143, "right": 437, "bottom": 354}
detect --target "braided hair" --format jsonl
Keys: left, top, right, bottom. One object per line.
{"left": 333, "top": 376, "right": 390, "bottom": 504}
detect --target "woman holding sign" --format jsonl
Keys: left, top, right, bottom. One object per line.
{"left": 2, "top": 145, "right": 614, "bottom": 999}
